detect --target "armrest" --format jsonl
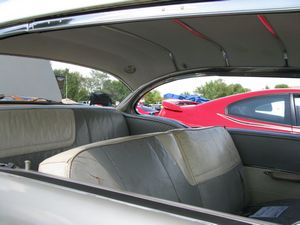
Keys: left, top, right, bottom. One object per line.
{"left": 265, "top": 170, "right": 300, "bottom": 182}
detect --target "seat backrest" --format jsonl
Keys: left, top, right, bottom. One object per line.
{"left": 0, "top": 107, "right": 185, "bottom": 170}
{"left": 0, "top": 107, "right": 129, "bottom": 169}
{"left": 39, "top": 127, "right": 248, "bottom": 214}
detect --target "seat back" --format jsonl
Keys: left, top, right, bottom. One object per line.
{"left": 39, "top": 127, "right": 248, "bottom": 214}
{"left": 0, "top": 107, "right": 129, "bottom": 169}
{"left": 0, "top": 107, "right": 184, "bottom": 170}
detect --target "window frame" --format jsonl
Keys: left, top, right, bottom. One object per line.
{"left": 292, "top": 93, "right": 300, "bottom": 126}
{"left": 226, "top": 93, "right": 293, "bottom": 126}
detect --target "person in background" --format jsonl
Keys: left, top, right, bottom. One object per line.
{"left": 89, "top": 92, "right": 113, "bottom": 106}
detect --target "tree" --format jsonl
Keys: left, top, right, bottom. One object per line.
{"left": 194, "top": 79, "right": 250, "bottom": 99}
{"left": 101, "top": 80, "right": 131, "bottom": 104}
{"left": 54, "top": 69, "right": 89, "bottom": 101}
{"left": 144, "top": 90, "right": 163, "bottom": 105}
{"left": 84, "top": 70, "right": 131, "bottom": 104}
{"left": 54, "top": 69, "right": 131, "bottom": 104}
{"left": 275, "top": 84, "right": 289, "bottom": 88}
{"left": 265, "top": 85, "right": 270, "bottom": 89}
{"left": 181, "top": 91, "right": 191, "bottom": 96}
{"left": 83, "top": 70, "right": 110, "bottom": 92}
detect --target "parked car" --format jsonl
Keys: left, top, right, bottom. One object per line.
{"left": 136, "top": 103, "right": 159, "bottom": 115}
{"left": 1, "top": 1, "right": 300, "bottom": 225}
{"left": 163, "top": 93, "right": 209, "bottom": 103}
{"left": 159, "top": 89, "right": 300, "bottom": 133}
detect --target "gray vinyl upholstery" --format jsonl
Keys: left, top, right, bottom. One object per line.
{"left": 124, "top": 114, "right": 187, "bottom": 135}
{"left": 39, "top": 127, "right": 247, "bottom": 214}
{"left": 72, "top": 108, "right": 130, "bottom": 146}
{"left": 40, "top": 126, "right": 300, "bottom": 224}
{"left": 0, "top": 107, "right": 184, "bottom": 170}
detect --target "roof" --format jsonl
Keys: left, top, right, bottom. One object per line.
{"left": 0, "top": 1, "right": 300, "bottom": 90}
{"left": 0, "top": 0, "right": 159, "bottom": 26}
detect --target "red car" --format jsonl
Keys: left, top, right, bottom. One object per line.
{"left": 159, "top": 89, "right": 300, "bottom": 134}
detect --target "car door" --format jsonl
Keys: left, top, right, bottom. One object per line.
{"left": 227, "top": 93, "right": 293, "bottom": 133}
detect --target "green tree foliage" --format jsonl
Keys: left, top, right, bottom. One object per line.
{"left": 101, "top": 80, "right": 131, "bottom": 104}
{"left": 144, "top": 90, "right": 163, "bottom": 105}
{"left": 181, "top": 91, "right": 191, "bottom": 96}
{"left": 194, "top": 79, "right": 250, "bottom": 100}
{"left": 54, "top": 69, "right": 131, "bottom": 104}
{"left": 85, "top": 70, "right": 131, "bottom": 104}
{"left": 84, "top": 70, "right": 110, "bottom": 92}
{"left": 54, "top": 69, "right": 89, "bottom": 101}
{"left": 275, "top": 84, "right": 289, "bottom": 88}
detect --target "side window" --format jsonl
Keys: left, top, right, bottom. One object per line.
{"left": 228, "top": 94, "right": 291, "bottom": 125}
{"left": 294, "top": 95, "right": 300, "bottom": 126}
{"left": 52, "top": 62, "right": 131, "bottom": 106}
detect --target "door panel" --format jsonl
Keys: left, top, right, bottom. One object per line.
{"left": 229, "top": 129, "right": 300, "bottom": 173}
{"left": 245, "top": 167, "right": 300, "bottom": 204}
{"left": 228, "top": 128, "right": 300, "bottom": 204}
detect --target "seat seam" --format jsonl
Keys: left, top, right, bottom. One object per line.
{"left": 151, "top": 138, "right": 182, "bottom": 203}
{"left": 83, "top": 110, "right": 92, "bottom": 144}
{"left": 172, "top": 133, "right": 197, "bottom": 185}
{"left": 103, "top": 150, "right": 128, "bottom": 190}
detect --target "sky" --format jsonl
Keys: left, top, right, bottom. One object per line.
{"left": 156, "top": 76, "right": 300, "bottom": 95}
{"left": 52, "top": 61, "right": 300, "bottom": 96}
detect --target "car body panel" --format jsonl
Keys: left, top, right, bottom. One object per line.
{"left": 0, "top": 170, "right": 272, "bottom": 225}
{"left": 159, "top": 89, "right": 300, "bottom": 133}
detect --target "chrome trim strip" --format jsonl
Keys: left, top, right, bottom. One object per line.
{"left": 1, "top": 0, "right": 300, "bottom": 39}
{"left": 217, "top": 113, "right": 291, "bottom": 132}
{"left": 0, "top": 23, "right": 29, "bottom": 38}
{"left": 104, "top": 26, "right": 180, "bottom": 71}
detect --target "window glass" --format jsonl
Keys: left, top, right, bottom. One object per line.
{"left": 51, "top": 61, "right": 131, "bottom": 106}
{"left": 294, "top": 96, "right": 300, "bottom": 126}
{"left": 0, "top": 55, "right": 131, "bottom": 106}
{"left": 228, "top": 94, "right": 291, "bottom": 125}
{"left": 136, "top": 76, "right": 299, "bottom": 133}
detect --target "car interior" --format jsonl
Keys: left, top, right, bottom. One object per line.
{"left": 0, "top": 6, "right": 300, "bottom": 225}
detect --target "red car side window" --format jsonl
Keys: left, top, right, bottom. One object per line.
{"left": 228, "top": 94, "right": 291, "bottom": 125}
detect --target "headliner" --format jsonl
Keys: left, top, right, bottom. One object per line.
{"left": 0, "top": 12, "right": 299, "bottom": 90}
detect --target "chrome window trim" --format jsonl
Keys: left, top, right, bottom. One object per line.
{"left": 1, "top": 0, "right": 300, "bottom": 39}
{"left": 0, "top": 23, "right": 29, "bottom": 38}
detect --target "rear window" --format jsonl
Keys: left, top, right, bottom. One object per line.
{"left": 0, "top": 55, "right": 131, "bottom": 105}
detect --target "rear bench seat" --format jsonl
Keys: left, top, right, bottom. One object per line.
{"left": 39, "top": 127, "right": 300, "bottom": 225}
{"left": 0, "top": 107, "right": 184, "bottom": 170}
